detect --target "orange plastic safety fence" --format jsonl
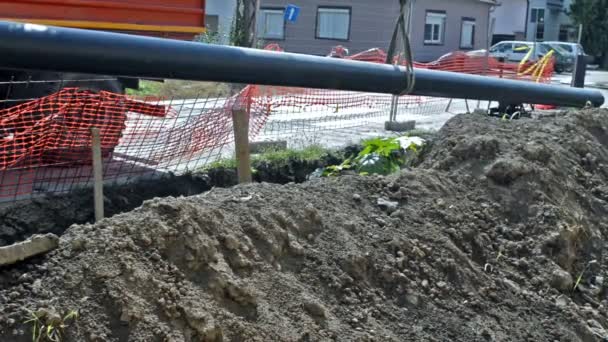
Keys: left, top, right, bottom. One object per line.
{"left": 0, "top": 88, "right": 270, "bottom": 201}
{"left": 0, "top": 46, "right": 554, "bottom": 202}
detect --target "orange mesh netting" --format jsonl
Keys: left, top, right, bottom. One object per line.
{"left": 0, "top": 46, "right": 553, "bottom": 202}
{"left": 0, "top": 89, "right": 167, "bottom": 169}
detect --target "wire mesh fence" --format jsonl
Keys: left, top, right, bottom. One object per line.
{"left": 0, "top": 46, "right": 555, "bottom": 203}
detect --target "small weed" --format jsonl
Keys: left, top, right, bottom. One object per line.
{"left": 573, "top": 266, "right": 586, "bottom": 291}
{"left": 24, "top": 308, "right": 78, "bottom": 342}
{"left": 496, "top": 251, "right": 504, "bottom": 262}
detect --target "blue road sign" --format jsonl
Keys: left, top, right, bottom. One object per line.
{"left": 285, "top": 4, "right": 300, "bottom": 22}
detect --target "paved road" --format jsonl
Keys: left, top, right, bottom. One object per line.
{"left": 552, "top": 70, "right": 608, "bottom": 108}
{"left": 552, "top": 70, "right": 608, "bottom": 89}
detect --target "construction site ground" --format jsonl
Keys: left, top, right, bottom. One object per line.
{"left": 1, "top": 108, "right": 608, "bottom": 341}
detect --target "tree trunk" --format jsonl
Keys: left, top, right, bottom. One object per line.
{"left": 244, "top": 0, "right": 259, "bottom": 48}
{"left": 602, "top": 52, "right": 608, "bottom": 70}
{"left": 231, "top": 0, "right": 258, "bottom": 48}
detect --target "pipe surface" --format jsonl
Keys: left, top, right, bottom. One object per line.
{"left": 0, "top": 21, "right": 603, "bottom": 107}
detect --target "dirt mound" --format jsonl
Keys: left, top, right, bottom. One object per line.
{"left": 0, "top": 174, "right": 211, "bottom": 247}
{"left": 2, "top": 109, "right": 608, "bottom": 341}
{"left": 0, "top": 147, "right": 351, "bottom": 247}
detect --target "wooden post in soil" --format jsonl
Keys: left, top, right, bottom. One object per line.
{"left": 90, "top": 127, "right": 104, "bottom": 222}
{"left": 232, "top": 109, "right": 252, "bottom": 183}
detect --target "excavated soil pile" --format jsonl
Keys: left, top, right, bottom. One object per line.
{"left": 1, "top": 109, "right": 608, "bottom": 341}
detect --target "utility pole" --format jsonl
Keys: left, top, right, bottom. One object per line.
{"left": 571, "top": 24, "right": 586, "bottom": 88}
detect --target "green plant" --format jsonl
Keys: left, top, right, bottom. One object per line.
{"left": 573, "top": 267, "right": 586, "bottom": 291}
{"left": 230, "top": 0, "right": 257, "bottom": 47}
{"left": 206, "top": 157, "right": 238, "bottom": 170}
{"left": 355, "top": 137, "right": 404, "bottom": 175}
{"left": 24, "top": 309, "right": 78, "bottom": 342}
{"left": 126, "top": 81, "right": 162, "bottom": 97}
{"left": 321, "top": 159, "right": 353, "bottom": 177}
{"left": 204, "top": 145, "right": 330, "bottom": 171}
{"left": 258, "top": 145, "right": 327, "bottom": 164}
{"left": 569, "top": 0, "right": 608, "bottom": 68}
{"left": 319, "top": 136, "right": 423, "bottom": 177}
{"left": 195, "top": 30, "right": 221, "bottom": 45}
{"left": 127, "top": 80, "right": 230, "bottom": 99}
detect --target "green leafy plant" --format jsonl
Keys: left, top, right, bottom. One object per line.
{"left": 358, "top": 137, "right": 401, "bottom": 159}
{"left": 355, "top": 137, "right": 404, "bottom": 175}
{"left": 318, "top": 136, "right": 423, "bottom": 177}
{"left": 321, "top": 158, "right": 353, "bottom": 177}
{"left": 24, "top": 309, "right": 79, "bottom": 342}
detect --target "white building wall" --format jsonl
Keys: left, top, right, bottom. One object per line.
{"left": 491, "top": 0, "right": 527, "bottom": 36}
{"left": 205, "top": 0, "right": 237, "bottom": 44}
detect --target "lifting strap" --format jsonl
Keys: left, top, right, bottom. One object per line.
{"left": 386, "top": 0, "right": 415, "bottom": 95}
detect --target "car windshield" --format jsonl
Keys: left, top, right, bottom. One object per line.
{"left": 549, "top": 44, "right": 572, "bottom": 55}
{"left": 538, "top": 44, "right": 564, "bottom": 56}
{"left": 538, "top": 44, "right": 550, "bottom": 54}
{"left": 555, "top": 44, "right": 574, "bottom": 53}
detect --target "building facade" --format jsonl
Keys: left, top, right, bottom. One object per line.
{"left": 490, "top": 0, "right": 528, "bottom": 44}
{"left": 257, "top": 0, "right": 496, "bottom": 62}
{"left": 526, "top": 0, "right": 576, "bottom": 42}
{"left": 409, "top": 0, "right": 495, "bottom": 61}
{"left": 205, "top": 0, "right": 237, "bottom": 44}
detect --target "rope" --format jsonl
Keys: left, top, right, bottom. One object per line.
{"left": 386, "top": 0, "right": 415, "bottom": 95}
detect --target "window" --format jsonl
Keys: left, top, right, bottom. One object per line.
{"left": 559, "top": 25, "right": 578, "bottom": 42}
{"left": 530, "top": 8, "right": 545, "bottom": 23}
{"left": 316, "top": 7, "right": 351, "bottom": 40}
{"left": 559, "top": 25, "right": 569, "bottom": 41}
{"left": 460, "top": 18, "right": 475, "bottom": 49}
{"left": 514, "top": 43, "right": 531, "bottom": 52}
{"left": 491, "top": 42, "right": 513, "bottom": 53}
{"left": 536, "top": 23, "right": 545, "bottom": 41}
{"left": 205, "top": 15, "right": 219, "bottom": 33}
{"left": 258, "top": 8, "right": 285, "bottom": 39}
{"left": 424, "top": 12, "right": 446, "bottom": 45}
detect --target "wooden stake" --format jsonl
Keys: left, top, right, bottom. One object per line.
{"left": 232, "top": 109, "right": 252, "bottom": 183}
{"left": 91, "top": 127, "right": 104, "bottom": 222}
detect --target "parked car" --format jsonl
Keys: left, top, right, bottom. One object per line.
{"left": 488, "top": 41, "right": 574, "bottom": 73}
{"left": 544, "top": 41, "right": 594, "bottom": 64}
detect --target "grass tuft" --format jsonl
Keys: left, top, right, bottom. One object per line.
{"left": 127, "top": 80, "right": 231, "bottom": 99}
{"left": 204, "top": 145, "right": 330, "bottom": 171}
{"left": 24, "top": 308, "right": 78, "bottom": 342}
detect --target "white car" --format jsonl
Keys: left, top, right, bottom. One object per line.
{"left": 488, "top": 40, "right": 574, "bottom": 73}
{"left": 544, "top": 41, "right": 593, "bottom": 63}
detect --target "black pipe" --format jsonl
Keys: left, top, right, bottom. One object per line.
{"left": 0, "top": 21, "right": 603, "bottom": 107}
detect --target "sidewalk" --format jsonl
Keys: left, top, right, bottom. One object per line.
{"left": 552, "top": 70, "right": 608, "bottom": 90}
